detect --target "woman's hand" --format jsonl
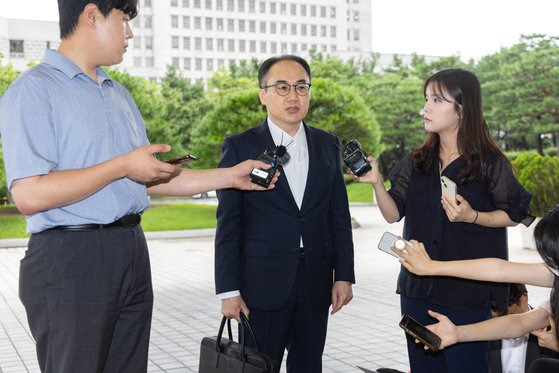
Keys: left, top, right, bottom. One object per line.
{"left": 349, "top": 156, "right": 383, "bottom": 186}
{"left": 416, "top": 310, "right": 459, "bottom": 350}
{"left": 392, "top": 239, "right": 436, "bottom": 276}
{"left": 441, "top": 194, "right": 478, "bottom": 223}
{"left": 531, "top": 315, "right": 559, "bottom": 353}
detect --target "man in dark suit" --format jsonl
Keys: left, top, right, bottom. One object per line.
{"left": 214, "top": 55, "right": 355, "bottom": 372}
{"left": 489, "top": 283, "right": 559, "bottom": 373}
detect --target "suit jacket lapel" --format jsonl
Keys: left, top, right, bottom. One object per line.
{"left": 254, "top": 119, "right": 299, "bottom": 210}
{"left": 300, "top": 122, "right": 317, "bottom": 212}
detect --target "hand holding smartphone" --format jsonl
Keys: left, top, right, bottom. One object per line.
{"left": 440, "top": 176, "right": 457, "bottom": 202}
{"left": 164, "top": 154, "right": 197, "bottom": 165}
{"left": 399, "top": 314, "right": 442, "bottom": 351}
{"left": 377, "top": 232, "right": 412, "bottom": 258}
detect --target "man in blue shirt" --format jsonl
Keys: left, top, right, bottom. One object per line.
{"left": 0, "top": 1, "right": 276, "bottom": 372}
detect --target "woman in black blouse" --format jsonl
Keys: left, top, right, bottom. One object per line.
{"left": 354, "top": 68, "right": 533, "bottom": 373}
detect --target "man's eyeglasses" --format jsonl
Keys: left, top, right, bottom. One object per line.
{"left": 260, "top": 82, "right": 311, "bottom": 96}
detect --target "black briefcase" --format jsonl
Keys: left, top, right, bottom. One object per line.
{"left": 198, "top": 312, "right": 279, "bottom": 373}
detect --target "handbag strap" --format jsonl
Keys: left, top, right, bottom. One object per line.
{"left": 239, "top": 312, "right": 260, "bottom": 351}
{"left": 215, "top": 316, "right": 234, "bottom": 352}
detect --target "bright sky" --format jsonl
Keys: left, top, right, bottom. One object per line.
{"left": 2, "top": 0, "right": 557, "bottom": 60}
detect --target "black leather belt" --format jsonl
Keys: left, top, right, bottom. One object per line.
{"left": 51, "top": 213, "right": 142, "bottom": 231}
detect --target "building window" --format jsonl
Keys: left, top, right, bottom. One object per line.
{"left": 206, "top": 38, "right": 213, "bottom": 50}
{"left": 227, "top": 0, "right": 234, "bottom": 11}
{"left": 331, "top": 44, "right": 336, "bottom": 52}
{"left": 146, "top": 57, "right": 154, "bottom": 67}
{"left": 218, "top": 59, "right": 225, "bottom": 68}
{"left": 290, "top": 3, "right": 296, "bottom": 15}
{"left": 134, "top": 57, "right": 142, "bottom": 67}
{"left": 281, "top": 43, "right": 287, "bottom": 53}
{"left": 228, "top": 39, "right": 235, "bottom": 52}
{"left": 291, "top": 43, "right": 297, "bottom": 53}
{"left": 330, "top": 26, "right": 336, "bottom": 38}
{"left": 320, "top": 5, "right": 326, "bottom": 17}
{"left": 260, "top": 41, "right": 267, "bottom": 53}
{"left": 145, "top": 0, "right": 152, "bottom": 7}
{"left": 193, "top": 0, "right": 201, "bottom": 7}
{"left": 321, "top": 45, "right": 327, "bottom": 52}
{"left": 171, "top": 0, "right": 178, "bottom": 6}
{"left": 259, "top": 21, "right": 266, "bottom": 33}
{"left": 183, "top": 37, "right": 191, "bottom": 49}
{"left": 195, "top": 58, "right": 202, "bottom": 70}
{"left": 217, "top": 38, "right": 224, "bottom": 51}
{"left": 184, "top": 58, "right": 192, "bottom": 70}
{"left": 217, "top": 18, "right": 224, "bottom": 30}
{"left": 182, "top": 0, "right": 190, "bottom": 7}
{"left": 290, "top": 23, "right": 297, "bottom": 35}
{"left": 194, "top": 17, "right": 201, "bottom": 29}
{"left": 270, "top": 22, "right": 276, "bottom": 33}
{"left": 207, "top": 59, "right": 214, "bottom": 71}
{"left": 301, "top": 43, "right": 307, "bottom": 51}
{"left": 310, "top": 5, "right": 316, "bottom": 17}
{"left": 172, "top": 36, "right": 179, "bottom": 49}
{"left": 216, "top": 0, "right": 223, "bottom": 9}
{"left": 301, "top": 24, "right": 307, "bottom": 36}
{"left": 354, "top": 29, "right": 360, "bottom": 41}
{"left": 280, "top": 22, "right": 287, "bottom": 34}
{"left": 238, "top": 0, "right": 245, "bottom": 12}
{"left": 311, "top": 25, "right": 317, "bottom": 36}
{"left": 145, "top": 36, "right": 153, "bottom": 49}
{"left": 353, "top": 11, "right": 359, "bottom": 22}
{"left": 205, "top": 0, "right": 212, "bottom": 9}
{"left": 227, "top": 19, "right": 234, "bottom": 31}
{"left": 249, "top": 0, "right": 255, "bottom": 12}
{"left": 144, "top": 15, "right": 152, "bottom": 28}
{"left": 239, "top": 40, "right": 246, "bottom": 52}
{"left": 171, "top": 15, "right": 179, "bottom": 28}
{"left": 134, "top": 36, "right": 142, "bottom": 49}
{"left": 271, "top": 42, "right": 277, "bottom": 53}
{"left": 259, "top": 0, "right": 265, "bottom": 12}
{"left": 249, "top": 20, "right": 256, "bottom": 32}
{"left": 238, "top": 19, "right": 245, "bottom": 32}
{"left": 270, "top": 2, "right": 275, "bottom": 13}
{"left": 300, "top": 4, "right": 306, "bottom": 16}
{"left": 249, "top": 40, "right": 256, "bottom": 52}
{"left": 183, "top": 16, "right": 190, "bottom": 28}
{"left": 330, "top": 6, "right": 336, "bottom": 18}
{"left": 194, "top": 37, "right": 202, "bottom": 50}
{"left": 205, "top": 17, "right": 213, "bottom": 30}
{"left": 320, "top": 25, "right": 326, "bottom": 37}
{"left": 280, "top": 3, "right": 286, "bottom": 14}
{"left": 172, "top": 57, "right": 180, "bottom": 69}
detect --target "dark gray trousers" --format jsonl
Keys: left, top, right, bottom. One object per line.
{"left": 19, "top": 225, "right": 153, "bottom": 373}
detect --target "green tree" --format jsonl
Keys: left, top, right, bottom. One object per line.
{"left": 0, "top": 58, "right": 19, "bottom": 200}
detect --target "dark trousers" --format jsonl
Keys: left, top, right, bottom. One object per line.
{"left": 244, "top": 263, "right": 329, "bottom": 373}
{"left": 401, "top": 295, "right": 491, "bottom": 373}
{"left": 19, "top": 225, "right": 153, "bottom": 373}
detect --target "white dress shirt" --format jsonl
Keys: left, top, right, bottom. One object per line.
{"left": 217, "top": 118, "right": 309, "bottom": 300}
{"left": 500, "top": 334, "right": 529, "bottom": 373}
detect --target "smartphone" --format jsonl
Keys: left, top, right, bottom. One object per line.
{"left": 440, "top": 176, "right": 457, "bottom": 201}
{"left": 399, "top": 314, "right": 442, "bottom": 351}
{"left": 378, "top": 231, "right": 410, "bottom": 258}
{"left": 164, "top": 154, "right": 197, "bottom": 165}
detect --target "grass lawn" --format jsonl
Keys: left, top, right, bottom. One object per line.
{"left": 346, "top": 182, "right": 374, "bottom": 203}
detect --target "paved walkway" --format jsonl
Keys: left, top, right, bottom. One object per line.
{"left": 0, "top": 205, "right": 547, "bottom": 373}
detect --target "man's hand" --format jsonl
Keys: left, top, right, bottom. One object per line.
{"left": 531, "top": 315, "right": 559, "bottom": 352}
{"left": 229, "top": 160, "right": 280, "bottom": 191}
{"left": 331, "top": 281, "right": 353, "bottom": 315}
{"left": 221, "top": 295, "right": 250, "bottom": 322}
{"left": 121, "top": 144, "right": 180, "bottom": 183}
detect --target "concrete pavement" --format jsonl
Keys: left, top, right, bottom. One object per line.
{"left": 0, "top": 204, "right": 547, "bottom": 372}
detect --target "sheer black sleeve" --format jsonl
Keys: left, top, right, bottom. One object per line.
{"left": 486, "top": 156, "right": 535, "bottom": 227}
{"left": 387, "top": 155, "right": 415, "bottom": 220}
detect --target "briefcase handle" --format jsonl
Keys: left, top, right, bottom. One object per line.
{"left": 215, "top": 312, "right": 260, "bottom": 363}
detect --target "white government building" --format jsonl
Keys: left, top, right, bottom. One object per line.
{"left": 1, "top": 0, "right": 433, "bottom": 82}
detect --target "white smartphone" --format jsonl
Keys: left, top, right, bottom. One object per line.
{"left": 378, "top": 232, "right": 410, "bottom": 258}
{"left": 440, "top": 176, "right": 457, "bottom": 201}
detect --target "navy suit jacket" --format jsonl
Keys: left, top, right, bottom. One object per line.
{"left": 489, "top": 334, "right": 559, "bottom": 373}
{"left": 214, "top": 119, "right": 355, "bottom": 312}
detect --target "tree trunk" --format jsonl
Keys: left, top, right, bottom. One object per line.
{"left": 536, "top": 133, "right": 543, "bottom": 155}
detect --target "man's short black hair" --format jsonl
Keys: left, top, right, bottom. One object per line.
{"left": 508, "top": 283, "right": 528, "bottom": 306}
{"left": 58, "top": 0, "right": 138, "bottom": 39}
{"left": 258, "top": 55, "right": 311, "bottom": 88}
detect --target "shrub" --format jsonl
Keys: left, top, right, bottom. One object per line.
{"left": 513, "top": 152, "right": 559, "bottom": 217}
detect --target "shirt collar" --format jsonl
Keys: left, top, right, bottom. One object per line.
{"left": 267, "top": 117, "right": 307, "bottom": 151}
{"left": 43, "top": 49, "right": 113, "bottom": 85}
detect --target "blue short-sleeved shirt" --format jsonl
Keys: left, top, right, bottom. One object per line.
{"left": 0, "top": 50, "right": 150, "bottom": 233}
